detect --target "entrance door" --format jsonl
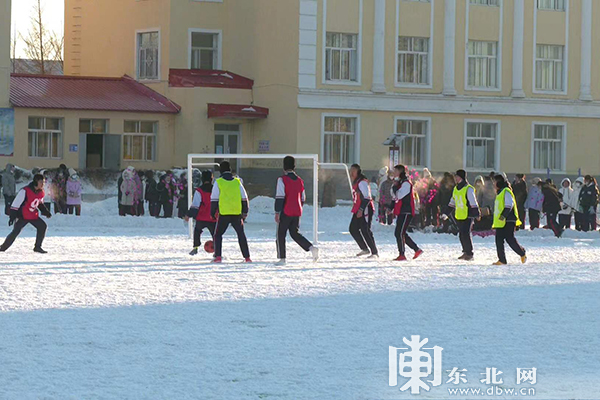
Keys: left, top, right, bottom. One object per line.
{"left": 86, "top": 134, "right": 104, "bottom": 168}
{"left": 214, "top": 124, "right": 240, "bottom": 172}
{"left": 104, "top": 134, "right": 122, "bottom": 171}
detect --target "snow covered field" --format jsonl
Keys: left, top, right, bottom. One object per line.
{"left": 0, "top": 197, "right": 599, "bottom": 399}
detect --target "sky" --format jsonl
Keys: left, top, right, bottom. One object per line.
{"left": 10, "top": 0, "right": 65, "bottom": 58}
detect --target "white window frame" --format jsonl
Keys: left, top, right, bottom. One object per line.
{"left": 470, "top": 0, "right": 499, "bottom": 6}
{"left": 123, "top": 120, "right": 158, "bottom": 162}
{"left": 28, "top": 117, "right": 63, "bottom": 159}
{"left": 324, "top": 32, "right": 359, "bottom": 84}
{"left": 320, "top": 113, "right": 361, "bottom": 165}
{"left": 534, "top": 44, "right": 565, "bottom": 93}
{"left": 466, "top": 41, "right": 499, "bottom": 90}
{"left": 463, "top": 119, "right": 501, "bottom": 172}
{"left": 393, "top": 116, "right": 431, "bottom": 169}
{"left": 321, "top": 0, "right": 363, "bottom": 86}
{"left": 537, "top": 0, "right": 565, "bottom": 11}
{"left": 464, "top": 0, "right": 503, "bottom": 92}
{"left": 532, "top": 1, "right": 569, "bottom": 95}
{"left": 135, "top": 28, "right": 161, "bottom": 82}
{"left": 530, "top": 122, "right": 567, "bottom": 174}
{"left": 395, "top": 0, "right": 434, "bottom": 89}
{"left": 188, "top": 28, "right": 223, "bottom": 70}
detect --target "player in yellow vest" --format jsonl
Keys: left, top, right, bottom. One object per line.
{"left": 210, "top": 161, "right": 251, "bottom": 263}
{"left": 492, "top": 174, "right": 527, "bottom": 266}
{"left": 442, "top": 169, "right": 480, "bottom": 261}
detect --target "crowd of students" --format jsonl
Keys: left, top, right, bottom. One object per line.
{"left": 373, "top": 167, "right": 600, "bottom": 237}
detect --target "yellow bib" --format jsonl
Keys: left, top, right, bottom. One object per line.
{"left": 452, "top": 185, "right": 473, "bottom": 221}
{"left": 493, "top": 188, "right": 522, "bottom": 229}
{"left": 216, "top": 177, "right": 242, "bottom": 215}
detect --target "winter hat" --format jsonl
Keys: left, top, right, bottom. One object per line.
{"left": 68, "top": 168, "right": 77, "bottom": 177}
{"left": 474, "top": 175, "right": 484, "bottom": 185}
{"left": 219, "top": 161, "right": 231, "bottom": 173}
{"left": 455, "top": 169, "right": 466, "bottom": 181}
{"left": 422, "top": 168, "right": 432, "bottom": 179}
{"left": 202, "top": 170, "right": 213, "bottom": 183}
{"left": 575, "top": 176, "right": 585, "bottom": 185}
{"left": 72, "top": 174, "right": 79, "bottom": 180}
{"left": 283, "top": 156, "right": 296, "bottom": 171}
{"left": 378, "top": 166, "right": 389, "bottom": 177}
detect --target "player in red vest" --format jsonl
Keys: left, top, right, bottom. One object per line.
{"left": 275, "top": 156, "right": 319, "bottom": 265}
{"left": 185, "top": 170, "right": 217, "bottom": 256}
{"left": 0, "top": 174, "right": 52, "bottom": 253}
{"left": 391, "top": 164, "right": 423, "bottom": 261}
{"left": 349, "top": 164, "right": 378, "bottom": 258}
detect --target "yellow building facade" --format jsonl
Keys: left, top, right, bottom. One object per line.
{"left": 51, "top": 0, "right": 600, "bottom": 179}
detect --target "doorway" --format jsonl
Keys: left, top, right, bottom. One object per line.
{"left": 86, "top": 134, "right": 103, "bottom": 168}
{"left": 214, "top": 124, "right": 241, "bottom": 172}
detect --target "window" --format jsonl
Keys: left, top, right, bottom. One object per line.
{"left": 465, "top": 122, "right": 498, "bottom": 170}
{"left": 190, "top": 31, "right": 219, "bottom": 70}
{"left": 323, "top": 116, "right": 357, "bottom": 164}
{"left": 470, "top": 0, "right": 499, "bottom": 5}
{"left": 325, "top": 33, "right": 358, "bottom": 82}
{"left": 395, "top": 119, "right": 428, "bottom": 168}
{"left": 79, "top": 119, "right": 108, "bottom": 133}
{"left": 397, "top": 37, "right": 429, "bottom": 85}
{"left": 533, "top": 124, "right": 564, "bottom": 171}
{"left": 28, "top": 117, "right": 62, "bottom": 158}
{"left": 535, "top": 45, "right": 564, "bottom": 92}
{"left": 123, "top": 121, "right": 157, "bottom": 162}
{"left": 137, "top": 31, "right": 159, "bottom": 80}
{"left": 467, "top": 41, "right": 498, "bottom": 89}
{"left": 537, "top": 0, "right": 565, "bottom": 11}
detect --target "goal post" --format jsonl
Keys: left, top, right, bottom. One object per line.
{"left": 187, "top": 154, "right": 320, "bottom": 242}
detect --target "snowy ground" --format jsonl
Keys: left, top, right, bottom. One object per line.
{"left": 0, "top": 197, "right": 599, "bottom": 399}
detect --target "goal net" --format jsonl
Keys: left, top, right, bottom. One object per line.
{"left": 187, "top": 154, "right": 352, "bottom": 244}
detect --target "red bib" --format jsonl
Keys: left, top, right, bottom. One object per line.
{"left": 22, "top": 187, "right": 45, "bottom": 220}
{"left": 351, "top": 179, "right": 373, "bottom": 214}
{"left": 282, "top": 175, "right": 304, "bottom": 217}
{"left": 195, "top": 188, "right": 216, "bottom": 222}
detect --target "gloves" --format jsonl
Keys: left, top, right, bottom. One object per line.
{"left": 242, "top": 213, "right": 248, "bottom": 222}
{"left": 8, "top": 216, "right": 15, "bottom": 226}
{"left": 440, "top": 214, "right": 448, "bottom": 221}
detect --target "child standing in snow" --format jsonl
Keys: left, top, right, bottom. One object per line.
{"left": 558, "top": 178, "right": 574, "bottom": 230}
{"left": 66, "top": 174, "right": 83, "bottom": 216}
{"left": 525, "top": 178, "right": 544, "bottom": 230}
{"left": 119, "top": 170, "right": 137, "bottom": 216}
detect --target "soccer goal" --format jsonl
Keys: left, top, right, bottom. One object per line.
{"left": 187, "top": 154, "right": 353, "bottom": 243}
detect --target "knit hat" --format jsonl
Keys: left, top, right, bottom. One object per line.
{"left": 201, "top": 170, "right": 213, "bottom": 183}
{"left": 378, "top": 166, "right": 389, "bottom": 177}
{"left": 455, "top": 169, "right": 466, "bottom": 180}
{"left": 219, "top": 161, "right": 231, "bottom": 173}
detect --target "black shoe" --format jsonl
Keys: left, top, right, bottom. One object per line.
{"left": 189, "top": 248, "right": 198, "bottom": 256}
{"left": 33, "top": 247, "right": 47, "bottom": 254}
{"left": 0, "top": 247, "right": 6, "bottom": 252}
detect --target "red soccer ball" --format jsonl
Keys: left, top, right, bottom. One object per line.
{"left": 204, "top": 240, "right": 215, "bottom": 253}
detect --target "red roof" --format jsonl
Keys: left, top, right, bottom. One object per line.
{"left": 10, "top": 74, "right": 181, "bottom": 114}
{"left": 208, "top": 104, "right": 269, "bottom": 119}
{"left": 169, "top": 69, "right": 254, "bottom": 89}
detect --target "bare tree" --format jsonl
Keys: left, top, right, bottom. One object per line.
{"left": 20, "top": 0, "right": 63, "bottom": 74}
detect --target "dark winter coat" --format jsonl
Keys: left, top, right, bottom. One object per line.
{"left": 512, "top": 179, "right": 528, "bottom": 208}
{"left": 157, "top": 175, "right": 175, "bottom": 205}
{"left": 145, "top": 177, "right": 159, "bottom": 203}
{"left": 579, "top": 182, "right": 599, "bottom": 213}
{"left": 541, "top": 183, "right": 561, "bottom": 214}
